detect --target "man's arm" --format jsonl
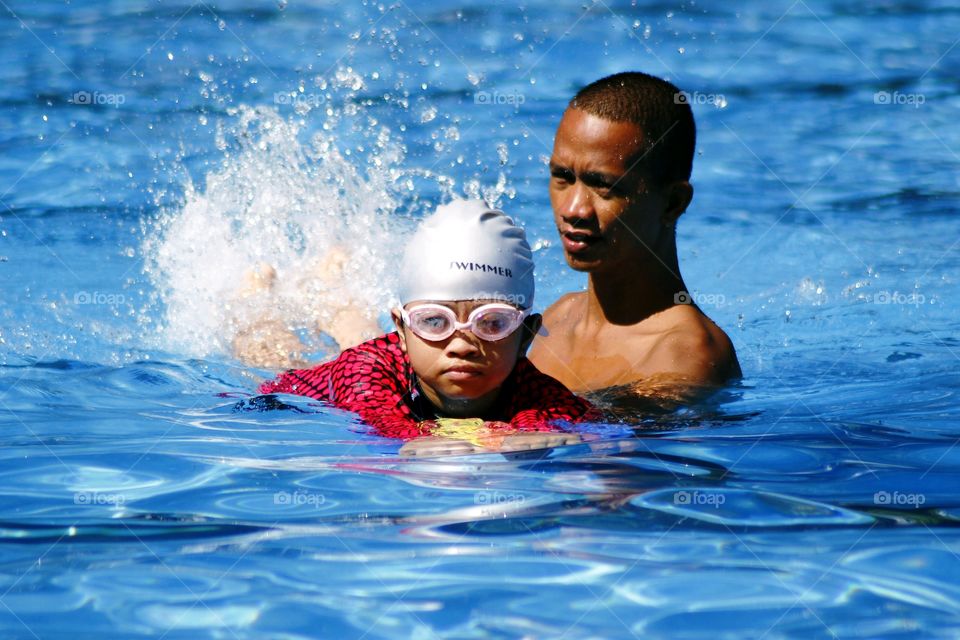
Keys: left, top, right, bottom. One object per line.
{"left": 531, "top": 299, "right": 740, "bottom": 405}
{"left": 616, "top": 321, "right": 740, "bottom": 407}
{"left": 647, "top": 320, "right": 741, "bottom": 385}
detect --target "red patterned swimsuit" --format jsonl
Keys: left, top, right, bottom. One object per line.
{"left": 258, "top": 332, "right": 595, "bottom": 440}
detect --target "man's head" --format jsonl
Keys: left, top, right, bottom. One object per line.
{"left": 550, "top": 71, "right": 696, "bottom": 274}
{"left": 571, "top": 71, "right": 696, "bottom": 186}
{"left": 393, "top": 200, "right": 541, "bottom": 416}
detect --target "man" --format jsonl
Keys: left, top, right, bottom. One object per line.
{"left": 527, "top": 71, "right": 741, "bottom": 402}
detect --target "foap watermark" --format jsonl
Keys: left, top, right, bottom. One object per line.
{"left": 474, "top": 90, "right": 525, "bottom": 107}
{"left": 74, "top": 291, "right": 126, "bottom": 306}
{"left": 874, "top": 490, "right": 925, "bottom": 508}
{"left": 870, "top": 290, "right": 925, "bottom": 306}
{"left": 674, "top": 91, "right": 726, "bottom": 108}
{"left": 71, "top": 90, "right": 125, "bottom": 107}
{"left": 674, "top": 290, "right": 726, "bottom": 307}
{"left": 475, "top": 491, "right": 525, "bottom": 506}
{"left": 873, "top": 91, "right": 925, "bottom": 108}
{"left": 74, "top": 491, "right": 125, "bottom": 506}
{"left": 674, "top": 490, "right": 726, "bottom": 508}
{"left": 274, "top": 91, "right": 323, "bottom": 108}
{"left": 471, "top": 292, "right": 529, "bottom": 308}
{"left": 274, "top": 490, "right": 325, "bottom": 507}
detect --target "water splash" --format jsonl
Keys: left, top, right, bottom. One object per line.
{"left": 141, "top": 60, "right": 522, "bottom": 365}
{"left": 142, "top": 104, "right": 411, "bottom": 362}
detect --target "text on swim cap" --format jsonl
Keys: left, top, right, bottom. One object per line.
{"left": 450, "top": 262, "right": 513, "bottom": 278}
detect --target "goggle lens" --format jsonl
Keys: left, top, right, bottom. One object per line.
{"left": 401, "top": 304, "right": 528, "bottom": 342}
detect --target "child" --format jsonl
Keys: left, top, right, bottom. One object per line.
{"left": 258, "top": 199, "right": 595, "bottom": 447}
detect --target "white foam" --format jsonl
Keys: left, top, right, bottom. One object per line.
{"left": 142, "top": 71, "right": 519, "bottom": 362}
{"left": 142, "top": 104, "right": 410, "bottom": 359}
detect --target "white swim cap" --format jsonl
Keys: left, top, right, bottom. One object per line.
{"left": 398, "top": 199, "right": 535, "bottom": 309}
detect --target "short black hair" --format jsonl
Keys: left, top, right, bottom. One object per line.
{"left": 571, "top": 71, "right": 696, "bottom": 185}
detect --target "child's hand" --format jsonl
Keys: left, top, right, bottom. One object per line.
{"left": 400, "top": 425, "right": 584, "bottom": 457}
{"left": 232, "top": 318, "right": 308, "bottom": 369}
{"left": 497, "top": 431, "right": 583, "bottom": 451}
{"left": 238, "top": 262, "right": 277, "bottom": 298}
{"left": 472, "top": 424, "right": 583, "bottom": 451}
{"left": 398, "top": 436, "right": 487, "bottom": 457}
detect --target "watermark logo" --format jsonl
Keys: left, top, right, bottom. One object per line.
{"left": 674, "top": 490, "right": 726, "bottom": 508}
{"left": 873, "top": 91, "right": 925, "bottom": 108}
{"left": 71, "top": 91, "right": 126, "bottom": 107}
{"left": 475, "top": 491, "right": 525, "bottom": 506}
{"left": 474, "top": 90, "right": 525, "bottom": 107}
{"left": 273, "top": 490, "right": 325, "bottom": 507}
{"left": 74, "top": 291, "right": 126, "bottom": 306}
{"left": 274, "top": 91, "right": 323, "bottom": 108}
{"left": 470, "top": 291, "right": 528, "bottom": 307}
{"left": 674, "top": 91, "right": 726, "bottom": 107}
{"left": 873, "top": 491, "right": 925, "bottom": 508}
{"left": 870, "top": 290, "right": 925, "bottom": 306}
{"left": 74, "top": 492, "right": 125, "bottom": 506}
{"left": 674, "top": 290, "right": 726, "bottom": 306}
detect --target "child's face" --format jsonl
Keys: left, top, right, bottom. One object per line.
{"left": 392, "top": 300, "right": 535, "bottom": 416}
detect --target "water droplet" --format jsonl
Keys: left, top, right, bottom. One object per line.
{"left": 420, "top": 106, "right": 437, "bottom": 123}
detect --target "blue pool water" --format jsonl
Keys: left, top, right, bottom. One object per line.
{"left": 3, "top": 1, "right": 960, "bottom": 637}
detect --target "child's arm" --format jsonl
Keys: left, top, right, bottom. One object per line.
{"left": 317, "top": 337, "right": 431, "bottom": 440}
{"left": 259, "top": 362, "right": 333, "bottom": 398}
{"left": 257, "top": 336, "right": 427, "bottom": 439}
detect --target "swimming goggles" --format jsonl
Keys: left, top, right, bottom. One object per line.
{"left": 399, "top": 303, "right": 530, "bottom": 342}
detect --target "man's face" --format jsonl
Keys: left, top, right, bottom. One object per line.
{"left": 549, "top": 107, "right": 669, "bottom": 273}
{"left": 392, "top": 300, "right": 527, "bottom": 413}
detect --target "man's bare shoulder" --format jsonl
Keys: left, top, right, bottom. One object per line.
{"left": 527, "top": 292, "right": 586, "bottom": 389}
{"left": 645, "top": 304, "right": 741, "bottom": 384}
{"left": 540, "top": 291, "right": 585, "bottom": 327}
{"left": 591, "top": 305, "right": 740, "bottom": 406}
{"left": 533, "top": 291, "right": 585, "bottom": 352}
